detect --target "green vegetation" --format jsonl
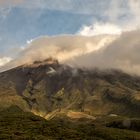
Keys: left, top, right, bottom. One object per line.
{"left": 0, "top": 106, "right": 140, "bottom": 140}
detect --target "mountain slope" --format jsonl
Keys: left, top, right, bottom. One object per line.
{"left": 1, "top": 106, "right": 140, "bottom": 140}
{"left": 0, "top": 58, "right": 140, "bottom": 118}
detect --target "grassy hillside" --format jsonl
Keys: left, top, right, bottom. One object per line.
{"left": 0, "top": 106, "right": 140, "bottom": 140}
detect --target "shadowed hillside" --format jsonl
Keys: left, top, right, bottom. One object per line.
{"left": 0, "top": 58, "right": 140, "bottom": 119}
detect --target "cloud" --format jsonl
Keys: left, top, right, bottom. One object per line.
{"left": 77, "top": 0, "right": 140, "bottom": 38}
{"left": 0, "top": 57, "right": 12, "bottom": 66}
{"left": 21, "top": 0, "right": 109, "bottom": 14}
{"left": 0, "top": 0, "right": 24, "bottom": 18}
{"left": 0, "top": 34, "right": 117, "bottom": 71}
{"left": 2, "top": 29, "right": 140, "bottom": 75}
{"left": 0, "top": 0, "right": 24, "bottom": 7}
{"left": 21, "top": 35, "right": 116, "bottom": 62}
{"left": 22, "top": 0, "right": 140, "bottom": 26}
{"left": 0, "top": 7, "right": 11, "bottom": 18}
{"left": 78, "top": 22, "right": 122, "bottom": 36}
{"left": 105, "top": 0, "right": 140, "bottom": 29}
{"left": 127, "top": 0, "right": 140, "bottom": 28}
{"left": 68, "top": 30, "right": 140, "bottom": 75}
{"left": 26, "top": 39, "right": 33, "bottom": 44}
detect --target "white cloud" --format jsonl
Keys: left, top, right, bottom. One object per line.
{"left": 26, "top": 39, "right": 33, "bottom": 44}
{"left": 17, "top": 35, "right": 117, "bottom": 63}
{"left": 0, "top": 34, "right": 117, "bottom": 72}
{"left": 78, "top": 22, "right": 122, "bottom": 36}
{"left": 0, "top": 57, "right": 12, "bottom": 66}
{"left": 69, "top": 30, "right": 140, "bottom": 75}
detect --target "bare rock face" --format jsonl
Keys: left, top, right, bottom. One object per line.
{"left": 22, "top": 57, "right": 59, "bottom": 68}
{"left": 0, "top": 59, "right": 140, "bottom": 119}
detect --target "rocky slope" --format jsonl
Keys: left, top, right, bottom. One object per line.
{"left": 0, "top": 58, "right": 140, "bottom": 119}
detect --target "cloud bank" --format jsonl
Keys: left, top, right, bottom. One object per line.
{"left": 1, "top": 29, "right": 140, "bottom": 76}
{"left": 1, "top": 35, "right": 116, "bottom": 70}
{"left": 70, "top": 30, "right": 140, "bottom": 75}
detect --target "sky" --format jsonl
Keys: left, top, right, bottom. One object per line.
{"left": 0, "top": 0, "right": 136, "bottom": 55}
{"left": 0, "top": 0, "right": 140, "bottom": 75}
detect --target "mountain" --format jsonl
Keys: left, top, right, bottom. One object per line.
{"left": 0, "top": 58, "right": 140, "bottom": 119}
{"left": 1, "top": 58, "right": 140, "bottom": 139}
